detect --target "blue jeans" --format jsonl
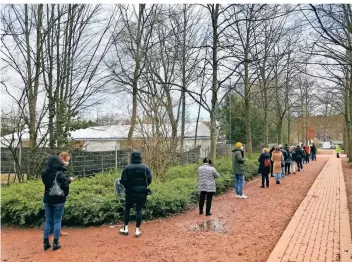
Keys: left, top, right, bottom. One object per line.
{"left": 235, "top": 174, "right": 244, "bottom": 196}
{"left": 312, "top": 152, "right": 316, "bottom": 161}
{"left": 274, "top": 173, "right": 281, "bottom": 182}
{"left": 43, "top": 202, "right": 65, "bottom": 240}
{"left": 281, "top": 167, "right": 286, "bottom": 178}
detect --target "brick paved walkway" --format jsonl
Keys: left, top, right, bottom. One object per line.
{"left": 267, "top": 155, "right": 352, "bottom": 262}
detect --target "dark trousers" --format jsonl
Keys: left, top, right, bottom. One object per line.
{"left": 337, "top": 153, "right": 340, "bottom": 158}
{"left": 124, "top": 202, "right": 143, "bottom": 227}
{"left": 285, "top": 163, "right": 291, "bottom": 174}
{"left": 261, "top": 173, "right": 269, "bottom": 187}
{"left": 304, "top": 154, "right": 310, "bottom": 163}
{"left": 311, "top": 152, "right": 316, "bottom": 161}
{"left": 199, "top": 191, "right": 214, "bottom": 215}
{"left": 270, "top": 161, "right": 274, "bottom": 176}
{"left": 296, "top": 160, "right": 303, "bottom": 170}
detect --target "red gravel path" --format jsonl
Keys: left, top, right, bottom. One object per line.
{"left": 1, "top": 155, "right": 329, "bottom": 262}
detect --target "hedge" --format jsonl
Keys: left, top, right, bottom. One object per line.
{"left": 1, "top": 156, "right": 260, "bottom": 226}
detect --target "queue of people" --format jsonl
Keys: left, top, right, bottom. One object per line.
{"left": 41, "top": 142, "right": 318, "bottom": 251}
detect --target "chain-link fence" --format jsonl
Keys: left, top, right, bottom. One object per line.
{"left": 1, "top": 146, "right": 202, "bottom": 177}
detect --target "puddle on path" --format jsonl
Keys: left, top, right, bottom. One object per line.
{"left": 192, "top": 218, "right": 228, "bottom": 234}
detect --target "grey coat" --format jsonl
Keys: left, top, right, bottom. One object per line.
{"left": 198, "top": 163, "right": 220, "bottom": 193}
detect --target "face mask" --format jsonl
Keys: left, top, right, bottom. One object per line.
{"left": 63, "top": 161, "right": 69, "bottom": 166}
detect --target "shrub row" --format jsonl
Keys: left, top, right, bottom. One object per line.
{"left": 1, "top": 156, "right": 260, "bottom": 226}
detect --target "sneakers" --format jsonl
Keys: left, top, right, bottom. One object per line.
{"left": 119, "top": 225, "right": 129, "bottom": 235}
{"left": 235, "top": 195, "right": 241, "bottom": 198}
{"left": 135, "top": 228, "right": 142, "bottom": 238}
{"left": 240, "top": 195, "right": 248, "bottom": 199}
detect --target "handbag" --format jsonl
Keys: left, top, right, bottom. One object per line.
{"left": 145, "top": 166, "right": 152, "bottom": 196}
{"left": 49, "top": 172, "right": 65, "bottom": 197}
{"left": 114, "top": 178, "right": 126, "bottom": 198}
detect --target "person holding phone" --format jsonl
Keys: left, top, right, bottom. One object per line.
{"left": 198, "top": 158, "right": 220, "bottom": 216}
{"left": 119, "top": 151, "right": 152, "bottom": 238}
{"left": 42, "top": 152, "right": 75, "bottom": 251}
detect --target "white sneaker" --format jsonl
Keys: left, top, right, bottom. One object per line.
{"left": 135, "top": 228, "right": 142, "bottom": 238}
{"left": 236, "top": 195, "right": 241, "bottom": 198}
{"left": 119, "top": 225, "right": 128, "bottom": 235}
{"left": 241, "top": 195, "right": 248, "bottom": 199}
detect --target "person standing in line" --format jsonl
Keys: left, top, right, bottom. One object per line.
{"left": 271, "top": 146, "right": 283, "bottom": 184}
{"left": 269, "top": 146, "right": 275, "bottom": 177}
{"left": 42, "top": 152, "right": 75, "bottom": 251}
{"left": 119, "top": 151, "right": 152, "bottom": 238}
{"left": 232, "top": 142, "right": 248, "bottom": 199}
{"left": 311, "top": 143, "right": 317, "bottom": 161}
{"left": 290, "top": 146, "right": 297, "bottom": 174}
{"left": 304, "top": 145, "right": 310, "bottom": 164}
{"left": 336, "top": 145, "right": 341, "bottom": 158}
{"left": 198, "top": 158, "right": 220, "bottom": 216}
{"left": 258, "top": 148, "right": 271, "bottom": 188}
{"left": 279, "top": 145, "right": 286, "bottom": 179}
{"left": 284, "top": 144, "right": 292, "bottom": 175}
{"left": 295, "top": 145, "right": 304, "bottom": 171}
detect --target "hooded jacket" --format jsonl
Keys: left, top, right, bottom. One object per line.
{"left": 232, "top": 149, "right": 245, "bottom": 175}
{"left": 120, "top": 151, "right": 152, "bottom": 205}
{"left": 258, "top": 152, "right": 271, "bottom": 174}
{"left": 42, "top": 155, "right": 71, "bottom": 204}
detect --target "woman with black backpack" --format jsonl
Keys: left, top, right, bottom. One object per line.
{"left": 258, "top": 148, "right": 271, "bottom": 188}
{"left": 42, "top": 152, "right": 75, "bottom": 251}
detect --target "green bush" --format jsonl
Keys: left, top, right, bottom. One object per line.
{"left": 1, "top": 156, "right": 260, "bottom": 226}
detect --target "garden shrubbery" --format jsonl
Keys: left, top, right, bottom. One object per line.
{"left": 1, "top": 156, "right": 260, "bottom": 226}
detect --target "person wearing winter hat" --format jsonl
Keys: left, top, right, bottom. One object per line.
{"left": 232, "top": 142, "right": 247, "bottom": 199}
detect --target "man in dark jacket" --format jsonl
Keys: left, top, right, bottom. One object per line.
{"left": 42, "top": 152, "right": 74, "bottom": 251}
{"left": 284, "top": 144, "right": 292, "bottom": 175}
{"left": 258, "top": 148, "right": 271, "bottom": 188}
{"left": 269, "top": 146, "right": 275, "bottom": 177}
{"left": 119, "top": 151, "right": 152, "bottom": 237}
{"left": 311, "top": 143, "right": 317, "bottom": 161}
{"left": 295, "top": 145, "right": 304, "bottom": 171}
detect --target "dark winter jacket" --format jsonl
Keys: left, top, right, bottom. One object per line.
{"left": 42, "top": 155, "right": 71, "bottom": 204}
{"left": 232, "top": 149, "right": 245, "bottom": 175}
{"left": 120, "top": 151, "right": 152, "bottom": 205}
{"left": 295, "top": 147, "right": 304, "bottom": 161}
{"left": 284, "top": 147, "right": 292, "bottom": 164}
{"left": 311, "top": 144, "right": 317, "bottom": 154}
{"left": 269, "top": 148, "right": 275, "bottom": 162}
{"left": 258, "top": 152, "right": 271, "bottom": 175}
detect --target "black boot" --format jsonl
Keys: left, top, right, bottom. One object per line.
{"left": 53, "top": 239, "right": 61, "bottom": 251}
{"left": 199, "top": 210, "right": 204, "bottom": 215}
{"left": 43, "top": 238, "right": 51, "bottom": 251}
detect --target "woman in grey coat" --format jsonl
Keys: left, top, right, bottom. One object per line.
{"left": 198, "top": 158, "right": 220, "bottom": 216}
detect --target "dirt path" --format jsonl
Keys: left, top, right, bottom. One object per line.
{"left": 1, "top": 155, "right": 329, "bottom": 262}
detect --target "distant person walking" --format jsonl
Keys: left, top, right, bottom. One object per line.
{"left": 271, "top": 146, "right": 283, "bottom": 184}
{"left": 269, "top": 146, "right": 275, "bottom": 177}
{"left": 198, "top": 158, "right": 220, "bottom": 216}
{"left": 295, "top": 145, "right": 304, "bottom": 171}
{"left": 304, "top": 145, "right": 310, "bottom": 164}
{"left": 42, "top": 152, "right": 75, "bottom": 251}
{"left": 258, "top": 148, "right": 271, "bottom": 188}
{"left": 232, "top": 142, "right": 248, "bottom": 199}
{"left": 284, "top": 144, "right": 292, "bottom": 175}
{"left": 279, "top": 145, "right": 286, "bottom": 179}
{"left": 290, "top": 146, "right": 297, "bottom": 174}
{"left": 311, "top": 143, "right": 317, "bottom": 161}
{"left": 119, "top": 151, "right": 152, "bottom": 238}
{"left": 336, "top": 145, "right": 341, "bottom": 158}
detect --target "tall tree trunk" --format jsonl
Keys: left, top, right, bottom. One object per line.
{"left": 263, "top": 84, "right": 269, "bottom": 147}
{"left": 210, "top": 4, "right": 219, "bottom": 160}
{"left": 128, "top": 4, "right": 145, "bottom": 142}
{"left": 180, "top": 4, "right": 187, "bottom": 154}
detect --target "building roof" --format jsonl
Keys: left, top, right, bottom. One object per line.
{"left": 1, "top": 122, "right": 211, "bottom": 144}
{"left": 70, "top": 122, "right": 210, "bottom": 141}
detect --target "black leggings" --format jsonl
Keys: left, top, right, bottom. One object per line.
{"left": 270, "top": 161, "right": 274, "bottom": 176}
{"left": 261, "top": 173, "right": 269, "bottom": 187}
{"left": 296, "top": 160, "right": 303, "bottom": 170}
{"left": 124, "top": 202, "right": 143, "bottom": 228}
{"left": 199, "top": 191, "right": 214, "bottom": 214}
{"left": 285, "top": 163, "right": 291, "bottom": 174}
